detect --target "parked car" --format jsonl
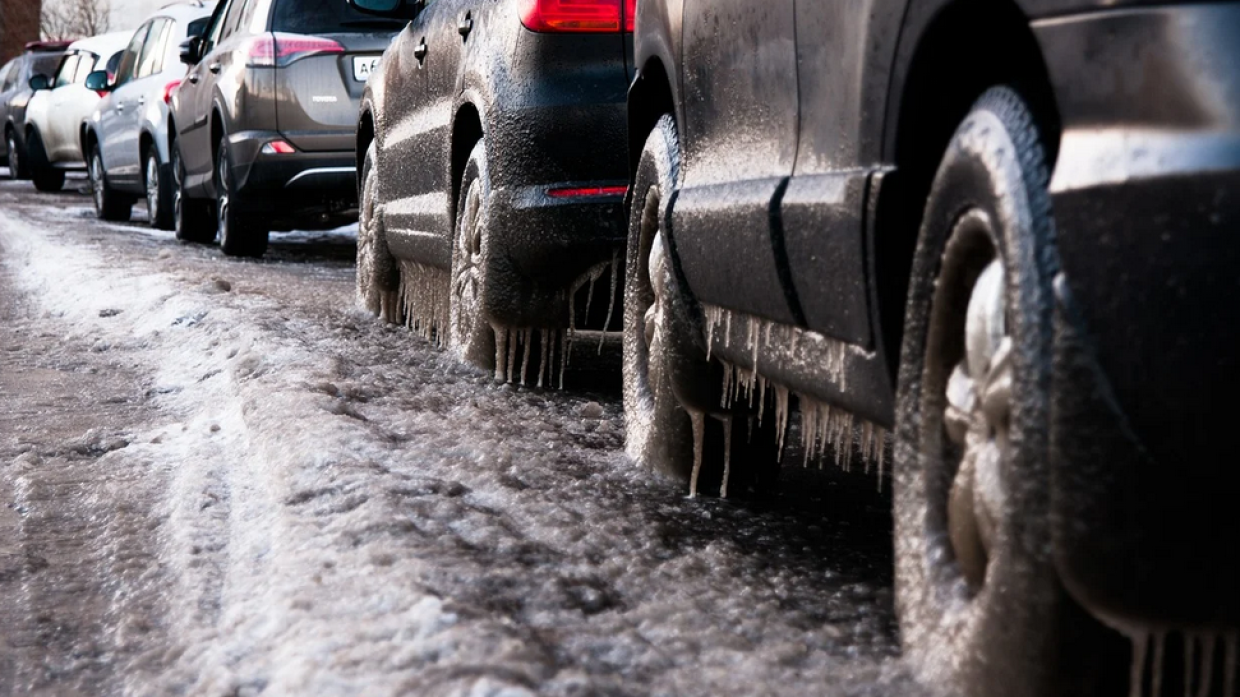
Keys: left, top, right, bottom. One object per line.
{"left": 169, "top": 0, "right": 402, "bottom": 257}
{"left": 23, "top": 32, "right": 130, "bottom": 191}
{"left": 349, "top": 0, "right": 632, "bottom": 381}
{"left": 83, "top": 1, "right": 217, "bottom": 225}
{"left": 0, "top": 41, "right": 72, "bottom": 180}
{"left": 625, "top": 1, "right": 1240, "bottom": 695}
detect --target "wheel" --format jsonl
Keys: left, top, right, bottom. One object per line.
{"left": 172, "top": 141, "right": 216, "bottom": 243}
{"left": 215, "top": 136, "right": 268, "bottom": 258}
{"left": 89, "top": 143, "right": 132, "bottom": 221}
{"left": 447, "top": 140, "right": 496, "bottom": 369}
{"left": 144, "top": 148, "right": 173, "bottom": 229}
{"left": 894, "top": 87, "right": 1085, "bottom": 696}
{"left": 6, "top": 129, "right": 29, "bottom": 180}
{"left": 27, "top": 132, "right": 65, "bottom": 192}
{"left": 357, "top": 141, "right": 401, "bottom": 323}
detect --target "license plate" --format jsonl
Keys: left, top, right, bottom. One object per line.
{"left": 352, "top": 55, "right": 382, "bottom": 82}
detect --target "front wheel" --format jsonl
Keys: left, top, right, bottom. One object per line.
{"left": 6, "top": 130, "right": 29, "bottom": 180}
{"left": 215, "top": 136, "right": 268, "bottom": 258}
{"left": 144, "top": 148, "right": 173, "bottom": 230}
{"left": 894, "top": 87, "right": 1098, "bottom": 697}
{"left": 89, "top": 143, "right": 132, "bottom": 222}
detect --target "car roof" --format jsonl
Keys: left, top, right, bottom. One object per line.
{"left": 67, "top": 31, "right": 133, "bottom": 58}
{"left": 24, "top": 41, "right": 74, "bottom": 54}
{"left": 150, "top": 0, "right": 219, "bottom": 23}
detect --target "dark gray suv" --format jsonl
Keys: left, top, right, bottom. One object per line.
{"left": 169, "top": 0, "right": 402, "bottom": 256}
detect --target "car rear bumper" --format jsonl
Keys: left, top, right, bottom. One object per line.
{"left": 1034, "top": 3, "right": 1240, "bottom": 628}
{"left": 226, "top": 129, "right": 357, "bottom": 222}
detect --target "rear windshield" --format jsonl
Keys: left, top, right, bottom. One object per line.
{"left": 271, "top": 0, "right": 405, "bottom": 34}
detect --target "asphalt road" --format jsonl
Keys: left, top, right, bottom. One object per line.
{"left": 0, "top": 172, "right": 919, "bottom": 696}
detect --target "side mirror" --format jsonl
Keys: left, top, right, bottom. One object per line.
{"left": 28, "top": 74, "right": 49, "bottom": 91}
{"left": 179, "top": 36, "right": 203, "bottom": 66}
{"left": 347, "top": 0, "right": 420, "bottom": 20}
{"left": 84, "top": 70, "right": 111, "bottom": 92}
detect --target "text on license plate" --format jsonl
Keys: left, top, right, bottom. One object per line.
{"left": 353, "top": 56, "right": 382, "bottom": 82}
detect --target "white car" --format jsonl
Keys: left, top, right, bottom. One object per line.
{"left": 23, "top": 32, "right": 130, "bottom": 192}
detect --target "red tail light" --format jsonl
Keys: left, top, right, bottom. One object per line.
{"left": 624, "top": 0, "right": 635, "bottom": 32}
{"left": 520, "top": 0, "right": 630, "bottom": 33}
{"left": 162, "top": 79, "right": 182, "bottom": 105}
{"left": 248, "top": 33, "right": 344, "bottom": 68}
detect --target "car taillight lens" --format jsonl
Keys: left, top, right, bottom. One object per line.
{"left": 624, "top": 0, "right": 634, "bottom": 32}
{"left": 248, "top": 32, "right": 344, "bottom": 68}
{"left": 162, "top": 79, "right": 182, "bottom": 104}
{"left": 520, "top": 0, "right": 628, "bottom": 33}
{"left": 261, "top": 140, "right": 297, "bottom": 154}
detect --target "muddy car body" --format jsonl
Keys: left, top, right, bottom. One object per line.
{"left": 625, "top": 0, "right": 1240, "bottom": 694}
{"left": 169, "top": 0, "right": 402, "bottom": 256}
{"left": 352, "top": 0, "right": 632, "bottom": 374}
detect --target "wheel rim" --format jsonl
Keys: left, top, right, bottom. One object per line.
{"left": 931, "top": 211, "right": 1013, "bottom": 595}
{"left": 172, "top": 151, "right": 184, "bottom": 228}
{"left": 91, "top": 152, "right": 105, "bottom": 213}
{"left": 632, "top": 185, "right": 664, "bottom": 407}
{"left": 358, "top": 164, "right": 378, "bottom": 296}
{"left": 217, "top": 151, "right": 230, "bottom": 245}
{"left": 6, "top": 135, "right": 18, "bottom": 175}
{"left": 146, "top": 154, "right": 160, "bottom": 221}
{"left": 450, "top": 178, "right": 483, "bottom": 341}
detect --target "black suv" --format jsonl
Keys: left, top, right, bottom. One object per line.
{"left": 625, "top": 1, "right": 1240, "bottom": 695}
{"left": 350, "top": 0, "right": 632, "bottom": 381}
{"left": 1, "top": 41, "right": 72, "bottom": 180}
{"left": 170, "top": 0, "right": 402, "bottom": 256}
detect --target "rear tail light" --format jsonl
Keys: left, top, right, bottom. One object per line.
{"left": 247, "top": 33, "right": 344, "bottom": 68}
{"left": 547, "top": 185, "right": 627, "bottom": 199}
{"left": 261, "top": 140, "right": 297, "bottom": 155}
{"left": 519, "top": 0, "right": 632, "bottom": 33}
{"left": 624, "top": 0, "right": 635, "bottom": 32}
{"left": 162, "top": 79, "right": 182, "bottom": 105}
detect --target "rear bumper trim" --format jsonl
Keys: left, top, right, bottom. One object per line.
{"left": 284, "top": 166, "right": 355, "bottom": 187}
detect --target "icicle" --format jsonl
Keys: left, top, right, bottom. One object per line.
{"left": 757, "top": 375, "right": 767, "bottom": 423}
{"left": 1129, "top": 630, "right": 1149, "bottom": 697}
{"left": 862, "top": 422, "right": 874, "bottom": 474}
{"left": 537, "top": 328, "right": 550, "bottom": 388}
{"left": 718, "top": 415, "right": 733, "bottom": 499}
{"left": 1223, "top": 633, "right": 1237, "bottom": 697}
{"left": 506, "top": 328, "right": 518, "bottom": 384}
{"left": 688, "top": 410, "right": 705, "bottom": 499}
{"left": 749, "top": 317, "right": 761, "bottom": 374}
{"left": 1197, "top": 634, "right": 1215, "bottom": 697}
{"left": 493, "top": 323, "right": 508, "bottom": 382}
{"left": 600, "top": 249, "right": 619, "bottom": 353}
{"left": 398, "top": 261, "right": 450, "bottom": 345}
{"left": 1152, "top": 632, "right": 1166, "bottom": 697}
{"left": 774, "top": 386, "right": 790, "bottom": 461}
{"left": 721, "top": 360, "right": 734, "bottom": 409}
{"left": 705, "top": 306, "right": 723, "bottom": 360}
{"left": 725, "top": 311, "right": 732, "bottom": 347}
{"left": 520, "top": 328, "right": 532, "bottom": 386}
{"left": 1186, "top": 633, "right": 1197, "bottom": 697}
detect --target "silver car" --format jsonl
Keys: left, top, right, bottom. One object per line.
{"left": 83, "top": 1, "right": 217, "bottom": 226}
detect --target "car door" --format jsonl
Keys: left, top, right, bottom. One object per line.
{"left": 101, "top": 26, "right": 151, "bottom": 179}
{"left": 671, "top": 0, "right": 801, "bottom": 326}
{"left": 782, "top": 0, "right": 907, "bottom": 348}
{"left": 43, "top": 52, "right": 83, "bottom": 159}
{"left": 178, "top": 0, "right": 239, "bottom": 185}
{"left": 112, "top": 19, "right": 171, "bottom": 184}
{"left": 381, "top": 0, "right": 465, "bottom": 265}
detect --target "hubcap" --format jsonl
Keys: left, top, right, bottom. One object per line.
{"left": 146, "top": 155, "right": 159, "bottom": 220}
{"left": 944, "top": 247, "right": 1013, "bottom": 591}
{"left": 451, "top": 178, "right": 483, "bottom": 338}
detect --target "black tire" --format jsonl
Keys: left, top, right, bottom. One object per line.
{"left": 447, "top": 140, "right": 496, "bottom": 370}
{"left": 215, "top": 136, "right": 268, "bottom": 258}
{"left": 894, "top": 87, "right": 1093, "bottom": 696}
{"left": 6, "top": 129, "right": 30, "bottom": 180}
{"left": 172, "top": 141, "right": 216, "bottom": 243}
{"left": 144, "top": 147, "right": 173, "bottom": 230}
{"left": 88, "top": 143, "right": 132, "bottom": 222}
{"left": 357, "top": 141, "right": 401, "bottom": 323}
{"left": 27, "top": 132, "right": 65, "bottom": 193}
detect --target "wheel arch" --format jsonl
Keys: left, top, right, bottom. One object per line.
{"left": 450, "top": 101, "right": 484, "bottom": 230}
{"left": 871, "top": 0, "right": 1062, "bottom": 379}
{"left": 627, "top": 57, "right": 677, "bottom": 189}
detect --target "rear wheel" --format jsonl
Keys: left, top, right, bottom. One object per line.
{"left": 448, "top": 141, "right": 496, "bottom": 370}
{"left": 894, "top": 87, "right": 1091, "bottom": 697}
{"left": 27, "top": 132, "right": 65, "bottom": 193}
{"left": 89, "top": 143, "right": 132, "bottom": 222}
{"left": 172, "top": 142, "right": 216, "bottom": 243}
{"left": 145, "top": 148, "right": 173, "bottom": 230}
{"left": 215, "top": 136, "right": 268, "bottom": 258}
{"left": 6, "top": 129, "right": 29, "bottom": 180}
{"left": 357, "top": 141, "right": 401, "bottom": 322}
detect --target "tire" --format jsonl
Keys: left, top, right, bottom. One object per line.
{"left": 172, "top": 141, "right": 216, "bottom": 243}
{"left": 215, "top": 135, "right": 268, "bottom": 258}
{"left": 27, "top": 132, "right": 65, "bottom": 193}
{"left": 447, "top": 140, "right": 496, "bottom": 369}
{"left": 144, "top": 147, "right": 173, "bottom": 230}
{"left": 89, "top": 143, "right": 132, "bottom": 222}
{"left": 621, "top": 115, "right": 779, "bottom": 498}
{"left": 357, "top": 141, "right": 401, "bottom": 323}
{"left": 894, "top": 87, "right": 1089, "bottom": 696}
{"left": 6, "top": 129, "right": 29, "bottom": 180}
